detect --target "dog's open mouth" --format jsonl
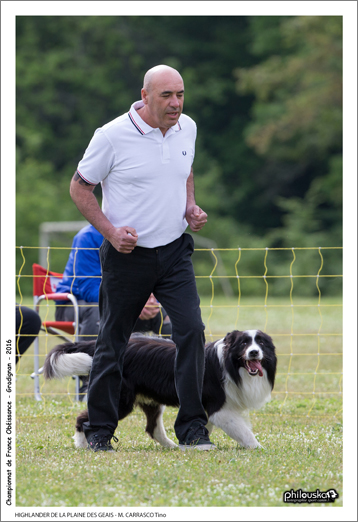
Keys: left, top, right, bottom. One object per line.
{"left": 245, "top": 360, "right": 264, "bottom": 377}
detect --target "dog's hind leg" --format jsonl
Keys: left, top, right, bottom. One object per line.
{"left": 139, "top": 403, "right": 177, "bottom": 448}
{"left": 74, "top": 410, "right": 89, "bottom": 449}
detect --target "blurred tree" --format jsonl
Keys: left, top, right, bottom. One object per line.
{"left": 235, "top": 16, "right": 342, "bottom": 246}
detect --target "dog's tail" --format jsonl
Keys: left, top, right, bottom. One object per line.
{"left": 43, "top": 341, "right": 95, "bottom": 380}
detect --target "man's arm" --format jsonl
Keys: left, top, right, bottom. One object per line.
{"left": 70, "top": 172, "right": 138, "bottom": 253}
{"left": 185, "top": 167, "right": 207, "bottom": 232}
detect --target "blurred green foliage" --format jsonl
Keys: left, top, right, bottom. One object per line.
{"left": 16, "top": 16, "right": 342, "bottom": 296}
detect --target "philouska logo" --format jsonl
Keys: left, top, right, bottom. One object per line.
{"left": 283, "top": 488, "right": 339, "bottom": 504}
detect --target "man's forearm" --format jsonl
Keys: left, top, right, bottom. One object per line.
{"left": 69, "top": 173, "right": 115, "bottom": 240}
{"left": 69, "top": 172, "right": 138, "bottom": 253}
{"left": 186, "top": 167, "right": 196, "bottom": 209}
{"left": 185, "top": 167, "right": 207, "bottom": 232}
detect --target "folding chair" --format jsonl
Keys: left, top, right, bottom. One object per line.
{"left": 32, "top": 263, "right": 81, "bottom": 401}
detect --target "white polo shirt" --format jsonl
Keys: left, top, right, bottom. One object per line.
{"left": 77, "top": 101, "right": 197, "bottom": 248}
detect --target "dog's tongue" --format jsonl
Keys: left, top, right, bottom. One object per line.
{"left": 248, "top": 360, "right": 264, "bottom": 377}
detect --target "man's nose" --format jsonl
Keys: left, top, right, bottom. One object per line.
{"left": 170, "top": 96, "right": 180, "bottom": 107}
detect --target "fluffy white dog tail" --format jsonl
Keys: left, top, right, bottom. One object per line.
{"left": 48, "top": 353, "right": 92, "bottom": 380}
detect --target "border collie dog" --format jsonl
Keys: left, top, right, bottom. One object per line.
{"left": 43, "top": 330, "right": 277, "bottom": 449}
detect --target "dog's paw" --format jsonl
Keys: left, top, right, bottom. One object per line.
{"left": 240, "top": 437, "right": 263, "bottom": 450}
{"left": 73, "top": 430, "right": 87, "bottom": 449}
{"left": 158, "top": 438, "right": 178, "bottom": 449}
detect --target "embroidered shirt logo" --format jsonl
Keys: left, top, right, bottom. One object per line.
{"left": 182, "top": 151, "right": 187, "bottom": 156}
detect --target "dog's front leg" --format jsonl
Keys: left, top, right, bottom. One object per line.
{"left": 209, "top": 409, "right": 262, "bottom": 449}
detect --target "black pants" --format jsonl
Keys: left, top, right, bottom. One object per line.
{"left": 16, "top": 305, "right": 42, "bottom": 364}
{"left": 85, "top": 233, "right": 207, "bottom": 441}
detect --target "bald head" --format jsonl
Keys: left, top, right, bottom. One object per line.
{"left": 139, "top": 65, "right": 185, "bottom": 136}
{"left": 143, "top": 65, "right": 183, "bottom": 93}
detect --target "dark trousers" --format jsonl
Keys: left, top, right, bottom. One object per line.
{"left": 85, "top": 233, "right": 207, "bottom": 441}
{"left": 16, "top": 305, "right": 42, "bottom": 364}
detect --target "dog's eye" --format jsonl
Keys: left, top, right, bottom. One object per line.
{"left": 257, "top": 340, "right": 264, "bottom": 347}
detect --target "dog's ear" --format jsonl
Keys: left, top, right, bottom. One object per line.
{"left": 257, "top": 331, "right": 275, "bottom": 351}
{"left": 223, "top": 330, "right": 242, "bottom": 347}
{"left": 223, "top": 331, "right": 243, "bottom": 386}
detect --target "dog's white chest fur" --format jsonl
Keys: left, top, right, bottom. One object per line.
{"left": 227, "top": 368, "right": 271, "bottom": 411}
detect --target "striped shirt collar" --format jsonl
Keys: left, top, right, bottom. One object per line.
{"left": 128, "top": 100, "right": 182, "bottom": 135}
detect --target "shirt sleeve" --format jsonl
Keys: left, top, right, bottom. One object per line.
{"left": 77, "top": 129, "right": 115, "bottom": 185}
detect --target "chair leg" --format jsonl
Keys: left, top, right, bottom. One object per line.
{"left": 33, "top": 336, "right": 42, "bottom": 401}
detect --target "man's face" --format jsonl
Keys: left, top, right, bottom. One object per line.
{"left": 141, "top": 70, "right": 184, "bottom": 134}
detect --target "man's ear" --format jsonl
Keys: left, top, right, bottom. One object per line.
{"left": 141, "top": 88, "right": 149, "bottom": 105}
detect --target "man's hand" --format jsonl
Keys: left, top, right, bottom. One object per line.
{"left": 107, "top": 226, "right": 138, "bottom": 253}
{"left": 139, "top": 294, "right": 160, "bottom": 320}
{"left": 186, "top": 205, "right": 208, "bottom": 232}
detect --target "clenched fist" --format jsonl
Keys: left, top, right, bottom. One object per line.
{"left": 107, "top": 226, "right": 138, "bottom": 253}
{"left": 186, "top": 205, "right": 208, "bottom": 232}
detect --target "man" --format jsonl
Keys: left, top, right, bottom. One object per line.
{"left": 69, "top": 64, "right": 214, "bottom": 451}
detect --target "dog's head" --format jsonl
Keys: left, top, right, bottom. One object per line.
{"left": 222, "top": 330, "right": 277, "bottom": 389}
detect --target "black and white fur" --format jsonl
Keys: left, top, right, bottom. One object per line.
{"left": 43, "top": 330, "right": 277, "bottom": 449}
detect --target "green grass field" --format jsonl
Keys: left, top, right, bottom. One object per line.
{"left": 15, "top": 296, "right": 343, "bottom": 508}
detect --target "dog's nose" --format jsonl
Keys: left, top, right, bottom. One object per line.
{"left": 248, "top": 349, "right": 259, "bottom": 359}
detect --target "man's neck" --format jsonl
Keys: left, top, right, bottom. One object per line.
{"left": 136, "top": 106, "right": 168, "bottom": 136}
